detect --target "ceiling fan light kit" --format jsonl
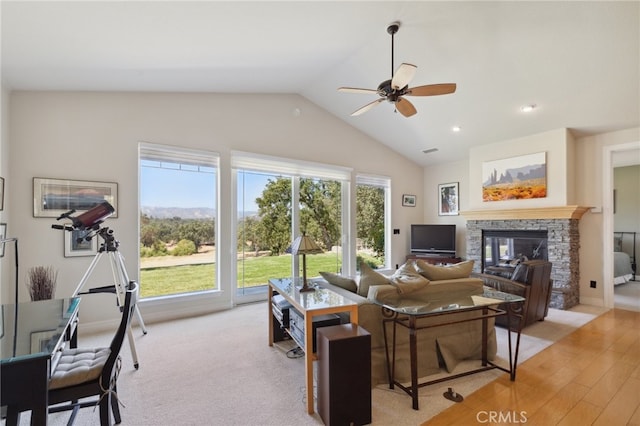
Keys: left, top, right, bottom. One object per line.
{"left": 338, "top": 22, "right": 456, "bottom": 118}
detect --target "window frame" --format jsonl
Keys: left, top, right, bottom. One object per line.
{"left": 232, "top": 151, "right": 352, "bottom": 303}
{"left": 138, "top": 142, "right": 221, "bottom": 302}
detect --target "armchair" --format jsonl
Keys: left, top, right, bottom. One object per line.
{"left": 472, "top": 260, "right": 553, "bottom": 328}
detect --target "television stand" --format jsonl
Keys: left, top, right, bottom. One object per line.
{"left": 406, "top": 254, "right": 462, "bottom": 265}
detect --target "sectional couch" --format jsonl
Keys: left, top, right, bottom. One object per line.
{"left": 311, "top": 260, "right": 497, "bottom": 387}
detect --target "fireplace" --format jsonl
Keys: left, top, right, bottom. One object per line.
{"left": 481, "top": 229, "right": 548, "bottom": 272}
{"left": 464, "top": 207, "right": 589, "bottom": 310}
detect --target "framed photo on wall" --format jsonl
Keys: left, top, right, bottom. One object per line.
{"left": 438, "top": 182, "right": 459, "bottom": 216}
{"left": 0, "top": 223, "right": 6, "bottom": 257}
{"left": 0, "top": 176, "right": 4, "bottom": 211}
{"left": 402, "top": 194, "right": 416, "bottom": 207}
{"left": 64, "top": 229, "right": 98, "bottom": 257}
{"left": 33, "top": 177, "right": 118, "bottom": 218}
{"left": 30, "top": 330, "right": 58, "bottom": 353}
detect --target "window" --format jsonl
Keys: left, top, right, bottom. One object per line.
{"left": 233, "top": 152, "right": 351, "bottom": 296}
{"left": 356, "top": 175, "right": 390, "bottom": 270}
{"left": 139, "top": 143, "right": 218, "bottom": 299}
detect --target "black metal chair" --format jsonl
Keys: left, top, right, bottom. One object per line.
{"left": 47, "top": 281, "right": 138, "bottom": 425}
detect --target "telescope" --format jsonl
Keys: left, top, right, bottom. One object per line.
{"left": 53, "top": 201, "right": 115, "bottom": 231}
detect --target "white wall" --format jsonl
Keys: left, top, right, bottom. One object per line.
{"left": 468, "top": 128, "right": 573, "bottom": 209}
{"left": 424, "top": 126, "right": 640, "bottom": 308}
{"left": 575, "top": 128, "right": 640, "bottom": 306}
{"left": 4, "top": 91, "right": 424, "bottom": 327}
{"left": 0, "top": 84, "right": 10, "bottom": 304}
{"left": 422, "top": 159, "right": 469, "bottom": 257}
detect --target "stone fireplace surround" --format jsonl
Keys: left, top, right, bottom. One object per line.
{"left": 463, "top": 206, "right": 590, "bottom": 310}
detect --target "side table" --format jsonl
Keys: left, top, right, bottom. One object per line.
{"left": 268, "top": 278, "right": 359, "bottom": 415}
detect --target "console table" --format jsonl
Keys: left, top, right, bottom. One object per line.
{"left": 377, "top": 287, "right": 525, "bottom": 410}
{"left": 268, "top": 278, "right": 358, "bottom": 415}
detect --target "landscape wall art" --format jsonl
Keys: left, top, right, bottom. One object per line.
{"left": 482, "top": 152, "right": 547, "bottom": 201}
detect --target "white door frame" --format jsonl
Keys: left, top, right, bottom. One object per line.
{"left": 602, "top": 141, "right": 640, "bottom": 308}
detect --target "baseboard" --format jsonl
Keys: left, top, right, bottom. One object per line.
{"left": 579, "top": 296, "right": 605, "bottom": 307}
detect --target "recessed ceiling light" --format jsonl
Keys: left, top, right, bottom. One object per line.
{"left": 520, "top": 104, "right": 537, "bottom": 113}
{"left": 452, "top": 126, "right": 461, "bottom": 132}
{"left": 422, "top": 148, "right": 439, "bottom": 154}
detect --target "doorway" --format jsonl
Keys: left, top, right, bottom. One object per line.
{"left": 604, "top": 142, "right": 640, "bottom": 311}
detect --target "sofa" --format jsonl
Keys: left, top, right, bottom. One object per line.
{"left": 472, "top": 259, "right": 553, "bottom": 328}
{"left": 311, "top": 260, "right": 497, "bottom": 387}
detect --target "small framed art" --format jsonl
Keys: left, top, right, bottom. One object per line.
{"left": 33, "top": 177, "right": 118, "bottom": 218}
{"left": 30, "top": 329, "right": 59, "bottom": 353}
{"left": 0, "top": 223, "right": 6, "bottom": 257}
{"left": 438, "top": 182, "right": 459, "bottom": 216}
{"left": 402, "top": 194, "right": 416, "bottom": 207}
{"left": 64, "top": 229, "right": 98, "bottom": 257}
{"left": 0, "top": 176, "right": 4, "bottom": 211}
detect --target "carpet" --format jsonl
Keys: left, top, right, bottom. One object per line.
{"left": 4, "top": 303, "right": 604, "bottom": 426}
{"left": 614, "top": 281, "right": 640, "bottom": 312}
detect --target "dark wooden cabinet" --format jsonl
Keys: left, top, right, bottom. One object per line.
{"left": 317, "top": 324, "right": 371, "bottom": 426}
{"left": 405, "top": 254, "right": 462, "bottom": 265}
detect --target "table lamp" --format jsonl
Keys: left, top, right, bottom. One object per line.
{"left": 289, "top": 234, "right": 323, "bottom": 292}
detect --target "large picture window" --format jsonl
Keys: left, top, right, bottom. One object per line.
{"left": 233, "top": 152, "right": 351, "bottom": 297}
{"left": 138, "top": 143, "right": 218, "bottom": 299}
{"left": 356, "top": 175, "right": 390, "bottom": 270}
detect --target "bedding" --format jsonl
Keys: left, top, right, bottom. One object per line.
{"left": 614, "top": 251, "right": 634, "bottom": 285}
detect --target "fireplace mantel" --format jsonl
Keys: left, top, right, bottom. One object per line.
{"left": 461, "top": 205, "right": 590, "bottom": 221}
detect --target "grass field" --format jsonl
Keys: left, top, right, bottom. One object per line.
{"left": 139, "top": 252, "right": 343, "bottom": 298}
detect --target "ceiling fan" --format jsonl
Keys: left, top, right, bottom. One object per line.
{"left": 338, "top": 22, "right": 456, "bottom": 118}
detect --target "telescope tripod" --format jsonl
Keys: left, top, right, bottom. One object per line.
{"left": 73, "top": 227, "right": 147, "bottom": 369}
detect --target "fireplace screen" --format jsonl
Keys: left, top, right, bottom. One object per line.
{"left": 482, "top": 230, "right": 548, "bottom": 271}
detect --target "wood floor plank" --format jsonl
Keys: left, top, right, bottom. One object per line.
{"left": 557, "top": 400, "right": 602, "bottom": 426}
{"left": 525, "top": 381, "right": 590, "bottom": 426}
{"left": 592, "top": 377, "right": 640, "bottom": 426}
{"left": 423, "top": 309, "right": 640, "bottom": 426}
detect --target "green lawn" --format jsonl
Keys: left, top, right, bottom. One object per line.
{"left": 139, "top": 253, "right": 342, "bottom": 298}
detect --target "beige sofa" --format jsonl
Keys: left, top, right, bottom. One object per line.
{"left": 311, "top": 260, "right": 497, "bottom": 387}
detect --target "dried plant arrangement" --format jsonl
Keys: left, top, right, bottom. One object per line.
{"left": 26, "top": 265, "right": 58, "bottom": 301}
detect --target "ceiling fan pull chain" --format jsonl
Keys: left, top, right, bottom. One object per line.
{"left": 391, "top": 29, "right": 395, "bottom": 78}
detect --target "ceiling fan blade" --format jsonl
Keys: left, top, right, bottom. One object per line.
{"left": 351, "top": 98, "right": 385, "bottom": 116}
{"left": 395, "top": 97, "right": 417, "bottom": 117}
{"left": 391, "top": 63, "right": 417, "bottom": 90}
{"left": 406, "top": 83, "right": 457, "bottom": 96}
{"left": 338, "top": 87, "right": 378, "bottom": 95}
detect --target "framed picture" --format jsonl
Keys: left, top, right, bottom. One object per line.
{"left": 30, "top": 329, "right": 59, "bottom": 353}
{"left": 0, "top": 223, "right": 6, "bottom": 257}
{"left": 33, "top": 178, "right": 118, "bottom": 218}
{"left": 402, "top": 194, "right": 416, "bottom": 207}
{"left": 482, "top": 152, "right": 547, "bottom": 202}
{"left": 65, "top": 229, "right": 98, "bottom": 257}
{"left": 438, "top": 182, "right": 459, "bottom": 216}
{"left": 0, "top": 176, "right": 4, "bottom": 211}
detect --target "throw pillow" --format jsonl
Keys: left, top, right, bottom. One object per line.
{"left": 389, "top": 261, "right": 430, "bottom": 294}
{"left": 358, "top": 262, "right": 391, "bottom": 297}
{"left": 319, "top": 271, "right": 358, "bottom": 293}
{"left": 415, "top": 259, "right": 474, "bottom": 281}
{"left": 511, "top": 263, "right": 529, "bottom": 283}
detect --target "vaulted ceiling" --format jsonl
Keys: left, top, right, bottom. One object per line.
{"left": 2, "top": 1, "right": 638, "bottom": 166}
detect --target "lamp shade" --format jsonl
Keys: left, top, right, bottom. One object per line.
{"left": 289, "top": 235, "right": 323, "bottom": 255}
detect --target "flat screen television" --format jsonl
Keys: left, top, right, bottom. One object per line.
{"left": 410, "top": 224, "right": 456, "bottom": 255}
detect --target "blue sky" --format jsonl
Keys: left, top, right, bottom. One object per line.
{"left": 140, "top": 166, "right": 272, "bottom": 212}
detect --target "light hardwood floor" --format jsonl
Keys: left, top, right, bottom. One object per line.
{"left": 423, "top": 308, "right": 640, "bottom": 425}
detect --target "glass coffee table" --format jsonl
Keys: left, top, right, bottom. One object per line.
{"left": 377, "top": 286, "right": 525, "bottom": 410}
